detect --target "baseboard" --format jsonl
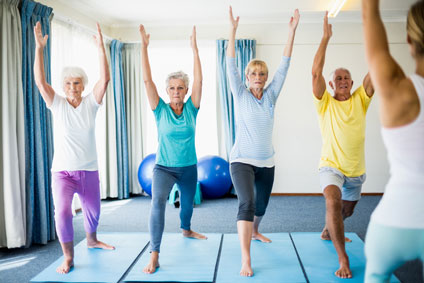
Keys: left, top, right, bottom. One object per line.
{"left": 271, "top": 193, "right": 383, "bottom": 196}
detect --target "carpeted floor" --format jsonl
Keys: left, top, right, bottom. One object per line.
{"left": 0, "top": 195, "right": 422, "bottom": 282}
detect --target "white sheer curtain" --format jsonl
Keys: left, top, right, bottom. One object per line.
{"left": 51, "top": 19, "right": 99, "bottom": 95}
{"left": 144, "top": 40, "right": 218, "bottom": 158}
{"left": 0, "top": 0, "right": 26, "bottom": 248}
{"left": 122, "top": 43, "right": 144, "bottom": 194}
{"left": 51, "top": 18, "right": 118, "bottom": 200}
{"left": 97, "top": 40, "right": 119, "bottom": 198}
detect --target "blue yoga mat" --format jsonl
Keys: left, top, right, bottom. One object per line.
{"left": 215, "top": 233, "right": 306, "bottom": 283}
{"left": 124, "top": 233, "right": 221, "bottom": 282}
{"left": 291, "top": 232, "right": 400, "bottom": 283}
{"left": 31, "top": 232, "right": 149, "bottom": 283}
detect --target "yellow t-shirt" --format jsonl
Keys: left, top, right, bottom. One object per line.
{"left": 314, "top": 86, "right": 372, "bottom": 177}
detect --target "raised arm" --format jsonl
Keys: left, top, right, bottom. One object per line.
{"left": 362, "top": 73, "right": 375, "bottom": 97}
{"left": 362, "top": 0, "right": 418, "bottom": 127}
{"left": 312, "top": 12, "right": 332, "bottom": 100}
{"left": 33, "top": 21, "right": 55, "bottom": 107}
{"left": 190, "top": 26, "right": 203, "bottom": 108}
{"left": 93, "top": 23, "right": 110, "bottom": 104}
{"left": 283, "top": 9, "right": 300, "bottom": 57}
{"left": 139, "top": 24, "right": 160, "bottom": 110}
{"left": 227, "top": 6, "right": 239, "bottom": 58}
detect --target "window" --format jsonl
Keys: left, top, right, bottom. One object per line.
{"left": 51, "top": 19, "right": 99, "bottom": 95}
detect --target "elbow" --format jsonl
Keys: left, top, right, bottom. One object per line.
{"left": 311, "top": 70, "right": 320, "bottom": 80}
{"left": 195, "top": 79, "right": 203, "bottom": 86}
{"left": 311, "top": 65, "right": 321, "bottom": 77}
{"left": 144, "top": 79, "right": 154, "bottom": 86}
{"left": 34, "top": 79, "right": 45, "bottom": 91}
{"left": 100, "top": 75, "right": 110, "bottom": 88}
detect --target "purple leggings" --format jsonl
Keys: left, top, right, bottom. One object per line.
{"left": 52, "top": 170, "right": 101, "bottom": 243}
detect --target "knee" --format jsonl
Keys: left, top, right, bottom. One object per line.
{"left": 365, "top": 266, "right": 392, "bottom": 283}
{"left": 342, "top": 207, "right": 354, "bottom": 218}
{"left": 324, "top": 192, "right": 342, "bottom": 212}
{"left": 255, "top": 203, "right": 267, "bottom": 217}
{"left": 237, "top": 200, "right": 255, "bottom": 221}
{"left": 54, "top": 206, "right": 73, "bottom": 223}
{"left": 151, "top": 193, "right": 168, "bottom": 208}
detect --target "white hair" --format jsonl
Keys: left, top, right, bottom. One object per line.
{"left": 61, "top": 66, "right": 88, "bottom": 87}
{"left": 328, "top": 67, "right": 352, "bottom": 82}
{"left": 165, "top": 71, "right": 189, "bottom": 88}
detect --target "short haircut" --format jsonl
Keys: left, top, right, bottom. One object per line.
{"left": 61, "top": 66, "right": 88, "bottom": 87}
{"left": 166, "top": 71, "right": 189, "bottom": 88}
{"left": 329, "top": 68, "right": 352, "bottom": 82}
{"left": 244, "top": 59, "right": 268, "bottom": 76}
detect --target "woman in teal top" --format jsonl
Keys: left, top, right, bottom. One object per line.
{"left": 139, "top": 25, "right": 206, "bottom": 274}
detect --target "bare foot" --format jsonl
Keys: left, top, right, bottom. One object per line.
{"left": 182, "top": 229, "right": 207, "bottom": 240}
{"left": 87, "top": 240, "right": 115, "bottom": 250}
{"left": 143, "top": 252, "right": 160, "bottom": 274}
{"left": 240, "top": 259, "right": 253, "bottom": 277}
{"left": 252, "top": 232, "right": 271, "bottom": 243}
{"left": 321, "top": 228, "right": 352, "bottom": 242}
{"left": 335, "top": 260, "right": 352, "bottom": 279}
{"left": 56, "top": 258, "right": 74, "bottom": 274}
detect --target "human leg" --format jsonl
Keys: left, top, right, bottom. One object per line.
{"left": 237, "top": 220, "right": 253, "bottom": 276}
{"left": 252, "top": 166, "right": 275, "bottom": 243}
{"left": 144, "top": 165, "right": 176, "bottom": 274}
{"left": 319, "top": 167, "right": 345, "bottom": 241}
{"left": 52, "top": 171, "right": 78, "bottom": 274}
{"left": 324, "top": 185, "right": 352, "bottom": 278}
{"left": 230, "top": 162, "right": 255, "bottom": 276}
{"left": 341, "top": 173, "right": 365, "bottom": 220}
{"left": 177, "top": 165, "right": 206, "bottom": 239}
{"left": 365, "top": 221, "right": 424, "bottom": 283}
{"left": 77, "top": 171, "right": 114, "bottom": 250}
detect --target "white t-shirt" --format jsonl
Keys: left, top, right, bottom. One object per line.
{"left": 48, "top": 93, "right": 100, "bottom": 172}
{"left": 371, "top": 74, "right": 424, "bottom": 228}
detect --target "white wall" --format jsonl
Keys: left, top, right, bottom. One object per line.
{"left": 113, "top": 22, "right": 414, "bottom": 193}
{"left": 39, "top": 0, "right": 112, "bottom": 35}
{"left": 39, "top": 0, "right": 415, "bottom": 193}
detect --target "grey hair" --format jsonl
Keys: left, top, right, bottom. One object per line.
{"left": 328, "top": 67, "right": 352, "bottom": 82}
{"left": 165, "top": 71, "right": 189, "bottom": 88}
{"left": 61, "top": 66, "right": 88, "bottom": 87}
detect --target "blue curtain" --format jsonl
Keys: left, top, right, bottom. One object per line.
{"left": 110, "top": 40, "right": 129, "bottom": 199}
{"left": 21, "top": 0, "right": 55, "bottom": 245}
{"left": 216, "top": 39, "right": 256, "bottom": 160}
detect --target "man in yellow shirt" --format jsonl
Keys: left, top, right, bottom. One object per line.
{"left": 311, "top": 12, "right": 374, "bottom": 279}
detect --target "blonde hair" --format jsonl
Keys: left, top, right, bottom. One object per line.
{"left": 244, "top": 59, "right": 268, "bottom": 76}
{"left": 407, "top": 0, "right": 424, "bottom": 56}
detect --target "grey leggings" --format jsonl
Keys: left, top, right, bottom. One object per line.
{"left": 149, "top": 164, "right": 197, "bottom": 252}
{"left": 230, "top": 162, "right": 275, "bottom": 222}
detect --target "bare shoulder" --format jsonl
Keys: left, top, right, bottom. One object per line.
{"left": 380, "top": 77, "right": 420, "bottom": 127}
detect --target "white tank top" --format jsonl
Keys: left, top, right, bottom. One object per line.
{"left": 371, "top": 74, "right": 424, "bottom": 228}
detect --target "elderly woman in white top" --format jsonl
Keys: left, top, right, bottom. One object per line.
{"left": 34, "top": 22, "right": 114, "bottom": 274}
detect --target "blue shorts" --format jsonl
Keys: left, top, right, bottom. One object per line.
{"left": 319, "top": 166, "right": 366, "bottom": 201}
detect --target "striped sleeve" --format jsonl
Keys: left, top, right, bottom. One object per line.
{"left": 266, "top": 56, "right": 291, "bottom": 103}
{"left": 226, "top": 56, "right": 246, "bottom": 99}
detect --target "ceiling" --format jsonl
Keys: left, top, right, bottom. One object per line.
{"left": 50, "top": 0, "right": 417, "bottom": 27}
